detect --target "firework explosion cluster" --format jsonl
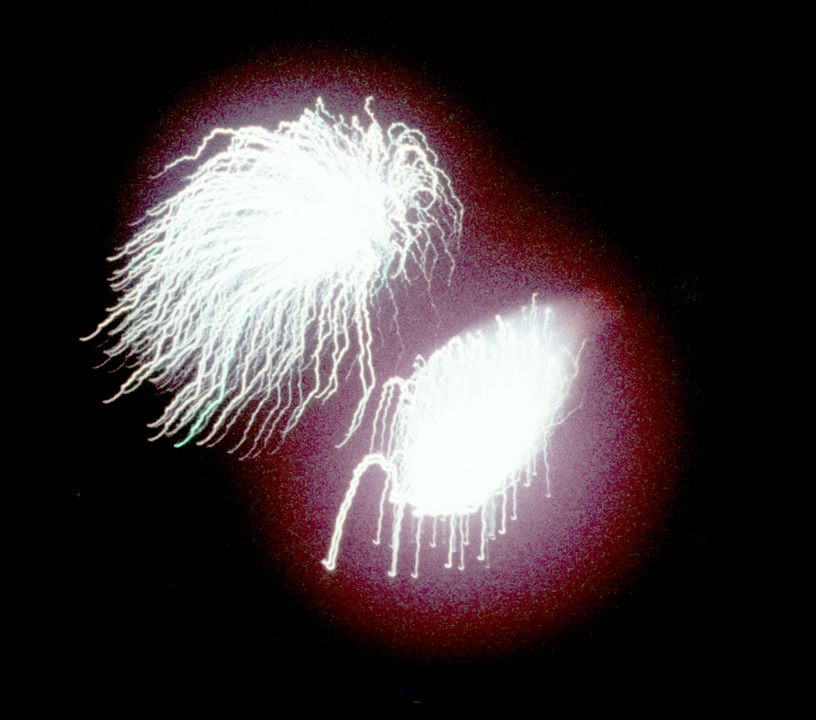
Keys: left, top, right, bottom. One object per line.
{"left": 85, "top": 98, "right": 582, "bottom": 575}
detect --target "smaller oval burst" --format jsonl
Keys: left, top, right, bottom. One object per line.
{"left": 323, "top": 297, "right": 585, "bottom": 577}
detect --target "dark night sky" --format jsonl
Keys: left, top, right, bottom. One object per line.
{"left": 62, "top": 10, "right": 734, "bottom": 714}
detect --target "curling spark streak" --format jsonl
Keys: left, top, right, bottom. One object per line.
{"left": 82, "top": 98, "right": 463, "bottom": 457}
{"left": 323, "top": 300, "right": 583, "bottom": 576}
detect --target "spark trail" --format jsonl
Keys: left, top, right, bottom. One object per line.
{"left": 82, "top": 98, "right": 463, "bottom": 457}
{"left": 323, "top": 299, "right": 585, "bottom": 576}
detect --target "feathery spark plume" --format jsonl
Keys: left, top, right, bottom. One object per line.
{"left": 82, "top": 98, "right": 463, "bottom": 457}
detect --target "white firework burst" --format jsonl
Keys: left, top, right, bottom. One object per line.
{"left": 83, "top": 97, "right": 463, "bottom": 457}
{"left": 323, "top": 299, "right": 585, "bottom": 577}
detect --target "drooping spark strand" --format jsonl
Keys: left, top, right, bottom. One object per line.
{"left": 323, "top": 299, "right": 584, "bottom": 576}
{"left": 82, "top": 98, "right": 463, "bottom": 457}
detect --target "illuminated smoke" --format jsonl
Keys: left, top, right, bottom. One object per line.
{"left": 323, "top": 299, "right": 585, "bottom": 577}
{"left": 82, "top": 98, "right": 463, "bottom": 457}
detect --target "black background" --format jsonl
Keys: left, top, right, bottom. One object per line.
{"left": 63, "top": 9, "right": 731, "bottom": 714}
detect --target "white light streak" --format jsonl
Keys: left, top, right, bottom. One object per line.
{"left": 82, "top": 98, "right": 463, "bottom": 457}
{"left": 323, "top": 299, "right": 584, "bottom": 577}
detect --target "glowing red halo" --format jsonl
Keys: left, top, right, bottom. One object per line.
{"left": 119, "top": 45, "right": 690, "bottom": 666}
